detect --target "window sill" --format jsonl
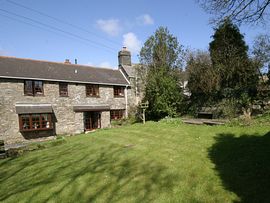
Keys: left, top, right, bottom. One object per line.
{"left": 114, "top": 96, "right": 125, "bottom": 98}
{"left": 86, "top": 96, "right": 100, "bottom": 98}
{"left": 20, "top": 128, "right": 53, "bottom": 132}
{"left": 24, "top": 94, "right": 45, "bottom": 97}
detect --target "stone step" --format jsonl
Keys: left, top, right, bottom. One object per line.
{"left": 182, "top": 119, "right": 225, "bottom": 126}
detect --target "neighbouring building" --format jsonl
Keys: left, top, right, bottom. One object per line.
{"left": 0, "top": 48, "right": 139, "bottom": 144}
{"left": 118, "top": 47, "right": 143, "bottom": 105}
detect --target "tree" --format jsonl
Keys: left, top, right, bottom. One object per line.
{"left": 197, "top": 0, "right": 270, "bottom": 24}
{"left": 139, "top": 27, "right": 185, "bottom": 119}
{"left": 253, "top": 34, "right": 270, "bottom": 73}
{"left": 210, "top": 19, "right": 258, "bottom": 98}
{"left": 252, "top": 34, "right": 270, "bottom": 103}
{"left": 209, "top": 19, "right": 259, "bottom": 117}
{"left": 186, "top": 50, "right": 220, "bottom": 107}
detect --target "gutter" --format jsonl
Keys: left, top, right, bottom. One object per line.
{"left": 0, "top": 76, "right": 130, "bottom": 87}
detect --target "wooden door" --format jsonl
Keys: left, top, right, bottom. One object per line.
{"left": 84, "top": 112, "right": 101, "bottom": 131}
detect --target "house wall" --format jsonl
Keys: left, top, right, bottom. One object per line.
{"left": 0, "top": 78, "right": 129, "bottom": 144}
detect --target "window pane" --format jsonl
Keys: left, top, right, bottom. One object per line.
{"left": 19, "top": 114, "right": 52, "bottom": 131}
{"left": 21, "top": 115, "right": 30, "bottom": 129}
{"left": 24, "top": 80, "right": 33, "bottom": 95}
{"left": 32, "top": 114, "right": 40, "bottom": 129}
{"left": 114, "top": 86, "right": 124, "bottom": 97}
{"left": 34, "top": 81, "right": 43, "bottom": 95}
{"left": 59, "top": 83, "right": 68, "bottom": 96}
{"left": 111, "top": 110, "right": 124, "bottom": 120}
{"left": 86, "top": 85, "right": 99, "bottom": 96}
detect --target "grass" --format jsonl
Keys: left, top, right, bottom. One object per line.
{"left": 0, "top": 119, "right": 269, "bottom": 203}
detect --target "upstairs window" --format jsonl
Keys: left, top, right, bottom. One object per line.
{"left": 110, "top": 110, "right": 124, "bottom": 120}
{"left": 24, "top": 80, "right": 44, "bottom": 96}
{"left": 19, "top": 113, "right": 53, "bottom": 131}
{"left": 59, "top": 83, "right": 68, "bottom": 97}
{"left": 114, "top": 86, "right": 124, "bottom": 97}
{"left": 86, "top": 85, "right": 99, "bottom": 97}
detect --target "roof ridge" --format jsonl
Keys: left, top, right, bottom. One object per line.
{"left": 0, "top": 55, "right": 118, "bottom": 71}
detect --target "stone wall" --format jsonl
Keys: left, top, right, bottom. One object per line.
{"left": 0, "top": 78, "right": 130, "bottom": 144}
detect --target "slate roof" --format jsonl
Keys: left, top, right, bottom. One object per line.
{"left": 0, "top": 56, "right": 129, "bottom": 86}
{"left": 15, "top": 103, "right": 53, "bottom": 114}
{"left": 121, "top": 65, "right": 136, "bottom": 78}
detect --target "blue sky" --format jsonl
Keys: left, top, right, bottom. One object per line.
{"left": 0, "top": 0, "right": 268, "bottom": 69}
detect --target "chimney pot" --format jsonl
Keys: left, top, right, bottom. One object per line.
{"left": 64, "top": 59, "right": 71, "bottom": 64}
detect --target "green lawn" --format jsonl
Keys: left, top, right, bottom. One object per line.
{"left": 0, "top": 120, "right": 269, "bottom": 203}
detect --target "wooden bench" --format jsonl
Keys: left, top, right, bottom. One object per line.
{"left": 197, "top": 112, "right": 213, "bottom": 119}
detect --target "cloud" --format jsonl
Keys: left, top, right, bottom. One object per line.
{"left": 86, "top": 62, "right": 94, "bottom": 66}
{"left": 99, "top": 61, "right": 112, "bottom": 68}
{"left": 96, "top": 19, "right": 122, "bottom": 36}
{"left": 0, "top": 46, "right": 8, "bottom": 56}
{"left": 122, "top": 32, "right": 142, "bottom": 54}
{"left": 136, "top": 14, "right": 154, "bottom": 25}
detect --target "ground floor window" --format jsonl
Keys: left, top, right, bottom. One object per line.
{"left": 19, "top": 113, "right": 53, "bottom": 131}
{"left": 110, "top": 110, "right": 124, "bottom": 120}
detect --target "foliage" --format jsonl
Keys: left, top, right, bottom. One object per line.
{"left": 186, "top": 50, "right": 220, "bottom": 107}
{"left": 253, "top": 34, "right": 270, "bottom": 73}
{"left": 111, "top": 117, "right": 137, "bottom": 127}
{"left": 184, "top": 20, "right": 260, "bottom": 118}
{"left": 158, "top": 117, "right": 183, "bottom": 125}
{"left": 197, "top": 0, "right": 270, "bottom": 24}
{"left": 5, "top": 137, "right": 67, "bottom": 158}
{"left": 139, "top": 27, "right": 185, "bottom": 120}
{"left": 227, "top": 110, "right": 270, "bottom": 126}
{"left": 217, "top": 98, "right": 240, "bottom": 119}
{"left": 209, "top": 19, "right": 259, "bottom": 105}
{"left": 0, "top": 122, "right": 269, "bottom": 202}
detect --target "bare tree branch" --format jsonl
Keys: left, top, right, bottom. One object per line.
{"left": 197, "top": 0, "right": 270, "bottom": 25}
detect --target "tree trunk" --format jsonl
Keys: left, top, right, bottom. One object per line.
{"left": 242, "top": 107, "right": 252, "bottom": 120}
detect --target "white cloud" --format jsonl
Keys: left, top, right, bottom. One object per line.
{"left": 122, "top": 32, "right": 142, "bottom": 54}
{"left": 99, "top": 61, "right": 112, "bottom": 68}
{"left": 96, "top": 19, "right": 122, "bottom": 36}
{"left": 136, "top": 14, "right": 154, "bottom": 25}
{"left": 0, "top": 46, "right": 8, "bottom": 56}
{"left": 86, "top": 62, "right": 94, "bottom": 66}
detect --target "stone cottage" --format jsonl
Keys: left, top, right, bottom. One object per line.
{"left": 0, "top": 48, "right": 138, "bottom": 144}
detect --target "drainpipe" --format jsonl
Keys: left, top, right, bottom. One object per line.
{"left": 125, "top": 85, "right": 128, "bottom": 118}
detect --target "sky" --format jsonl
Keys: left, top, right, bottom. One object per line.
{"left": 0, "top": 0, "right": 269, "bottom": 69}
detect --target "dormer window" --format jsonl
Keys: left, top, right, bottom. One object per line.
{"left": 24, "top": 80, "right": 44, "bottom": 96}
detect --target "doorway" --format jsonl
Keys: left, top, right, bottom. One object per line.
{"left": 84, "top": 112, "right": 101, "bottom": 131}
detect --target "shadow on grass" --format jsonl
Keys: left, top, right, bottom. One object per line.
{"left": 0, "top": 143, "right": 178, "bottom": 202}
{"left": 209, "top": 131, "right": 270, "bottom": 203}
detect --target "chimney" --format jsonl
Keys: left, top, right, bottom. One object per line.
{"left": 118, "top": 47, "right": 131, "bottom": 66}
{"left": 64, "top": 59, "right": 71, "bottom": 64}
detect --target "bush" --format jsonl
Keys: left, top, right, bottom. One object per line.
{"left": 159, "top": 117, "right": 183, "bottom": 125}
{"left": 217, "top": 99, "right": 240, "bottom": 118}
{"left": 226, "top": 111, "right": 270, "bottom": 127}
{"left": 111, "top": 116, "right": 137, "bottom": 127}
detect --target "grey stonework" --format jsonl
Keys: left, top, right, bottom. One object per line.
{"left": 0, "top": 78, "right": 132, "bottom": 144}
